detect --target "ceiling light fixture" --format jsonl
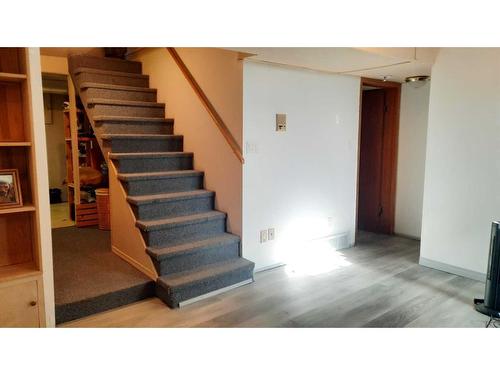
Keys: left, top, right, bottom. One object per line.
{"left": 405, "top": 75, "right": 430, "bottom": 88}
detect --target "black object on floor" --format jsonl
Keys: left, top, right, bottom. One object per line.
{"left": 52, "top": 226, "right": 155, "bottom": 325}
{"left": 474, "top": 221, "right": 500, "bottom": 318}
{"left": 49, "top": 188, "right": 62, "bottom": 204}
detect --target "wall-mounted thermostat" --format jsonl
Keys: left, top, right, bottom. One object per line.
{"left": 276, "top": 113, "right": 287, "bottom": 132}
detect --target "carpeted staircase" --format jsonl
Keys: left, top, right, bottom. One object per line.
{"left": 68, "top": 54, "right": 254, "bottom": 308}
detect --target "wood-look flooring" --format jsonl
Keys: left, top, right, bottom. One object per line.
{"left": 62, "top": 231, "right": 490, "bottom": 328}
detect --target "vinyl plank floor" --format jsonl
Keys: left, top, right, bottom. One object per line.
{"left": 61, "top": 231, "right": 491, "bottom": 328}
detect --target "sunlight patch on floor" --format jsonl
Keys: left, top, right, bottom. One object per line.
{"left": 284, "top": 238, "right": 352, "bottom": 277}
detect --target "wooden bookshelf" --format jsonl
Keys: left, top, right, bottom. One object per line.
{"left": 0, "top": 48, "right": 47, "bottom": 327}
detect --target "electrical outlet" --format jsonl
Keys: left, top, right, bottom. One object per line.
{"left": 260, "top": 230, "right": 268, "bottom": 243}
{"left": 268, "top": 228, "right": 275, "bottom": 241}
{"left": 246, "top": 141, "right": 258, "bottom": 154}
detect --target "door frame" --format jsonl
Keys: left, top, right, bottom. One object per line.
{"left": 355, "top": 77, "right": 401, "bottom": 235}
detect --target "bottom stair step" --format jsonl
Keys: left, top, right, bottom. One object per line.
{"left": 147, "top": 233, "right": 240, "bottom": 275}
{"left": 156, "top": 258, "right": 255, "bottom": 308}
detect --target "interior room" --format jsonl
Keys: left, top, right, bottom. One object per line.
{"left": 4, "top": 4, "right": 500, "bottom": 375}
{"left": 1, "top": 46, "right": 499, "bottom": 330}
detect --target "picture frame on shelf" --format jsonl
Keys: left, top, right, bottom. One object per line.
{"left": 0, "top": 169, "right": 23, "bottom": 208}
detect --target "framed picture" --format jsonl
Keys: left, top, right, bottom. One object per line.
{"left": 0, "top": 169, "right": 23, "bottom": 209}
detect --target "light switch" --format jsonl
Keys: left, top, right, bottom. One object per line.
{"left": 276, "top": 113, "right": 287, "bottom": 132}
{"left": 246, "top": 142, "right": 258, "bottom": 154}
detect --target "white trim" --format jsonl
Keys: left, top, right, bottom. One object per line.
{"left": 394, "top": 232, "right": 421, "bottom": 241}
{"left": 179, "top": 278, "right": 253, "bottom": 307}
{"left": 419, "top": 256, "right": 486, "bottom": 282}
{"left": 255, "top": 262, "right": 285, "bottom": 273}
{"left": 28, "top": 48, "right": 56, "bottom": 327}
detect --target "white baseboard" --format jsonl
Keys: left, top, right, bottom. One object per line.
{"left": 419, "top": 256, "right": 486, "bottom": 282}
{"left": 254, "top": 262, "right": 285, "bottom": 273}
{"left": 394, "top": 232, "right": 421, "bottom": 241}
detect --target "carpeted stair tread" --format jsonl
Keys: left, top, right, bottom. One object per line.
{"left": 74, "top": 67, "right": 148, "bottom": 79}
{"left": 80, "top": 82, "right": 157, "bottom": 93}
{"left": 94, "top": 115, "right": 173, "bottom": 123}
{"left": 68, "top": 55, "right": 142, "bottom": 74}
{"left": 127, "top": 189, "right": 214, "bottom": 205}
{"left": 101, "top": 133, "right": 179, "bottom": 140}
{"left": 147, "top": 233, "right": 239, "bottom": 260}
{"left": 88, "top": 98, "right": 165, "bottom": 108}
{"left": 110, "top": 151, "right": 188, "bottom": 160}
{"left": 137, "top": 210, "right": 226, "bottom": 231}
{"left": 158, "top": 258, "right": 253, "bottom": 289}
{"left": 118, "top": 169, "right": 203, "bottom": 181}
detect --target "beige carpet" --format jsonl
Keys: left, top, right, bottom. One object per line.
{"left": 50, "top": 202, "right": 75, "bottom": 229}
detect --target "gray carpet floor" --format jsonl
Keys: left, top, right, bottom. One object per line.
{"left": 52, "top": 226, "right": 155, "bottom": 324}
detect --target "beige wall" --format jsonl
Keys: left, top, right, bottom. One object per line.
{"left": 131, "top": 48, "right": 243, "bottom": 235}
{"left": 44, "top": 94, "right": 68, "bottom": 202}
{"left": 40, "top": 55, "right": 68, "bottom": 75}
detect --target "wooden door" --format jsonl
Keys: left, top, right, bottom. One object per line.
{"left": 358, "top": 89, "right": 386, "bottom": 232}
{"left": 357, "top": 83, "right": 400, "bottom": 234}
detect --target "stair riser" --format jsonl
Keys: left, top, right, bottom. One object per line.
{"left": 89, "top": 104, "right": 165, "bottom": 118}
{"left": 106, "top": 138, "right": 183, "bottom": 153}
{"left": 76, "top": 72, "right": 149, "bottom": 88}
{"left": 151, "top": 241, "right": 240, "bottom": 276}
{"left": 56, "top": 282, "right": 155, "bottom": 325}
{"left": 81, "top": 88, "right": 157, "bottom": 102}
{"left": 97, "top": 122, "right": 173, "bottom": 135}
{"left": 69, "top": 55, "right": 142, "bottom": 74}
{"left": 115, "top": 155, "right": 191, "bottom": 174}
{"left": 123, "top": 175, "right": 204, "bottom": 196}
{"left": 141, "top": 217, "right": 226, "bottom": 248}
{"left": 132, "top": 195, "right": 214, "bottom": 221}
{"left": 156, "top": 264, "right": 254, "bottom": 307}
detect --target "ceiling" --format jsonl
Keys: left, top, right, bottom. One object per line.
{"left": 227, "top": 47, "right": 439, "bottom": 83}
{"left": 40, "top": 47, "right": 438, "bottom": 83}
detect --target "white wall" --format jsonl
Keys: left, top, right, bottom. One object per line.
{"left": 394, "top": 82, "right": 430, "bottom": 238}
{"left": 243, "top": 61, "right": 360, "bottom": 270}
{"left": 420, "top": 48, "right": 500, "bottom": 280}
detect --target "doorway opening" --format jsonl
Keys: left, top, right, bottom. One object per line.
{"left": 357, "top": 78, "right": 401, "bottom": 234}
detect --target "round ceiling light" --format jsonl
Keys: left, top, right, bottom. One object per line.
{"left": 405, "top": 75, "right": 430, "bottom": 88}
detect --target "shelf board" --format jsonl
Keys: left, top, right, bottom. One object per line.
{"left": 43, "top": 88, "right": 68, "bottom": 95}
{"left": 0, "top": 263, "right": 40, "bottom": 284}
{"left": 0, "top": 141, "right": 32, "bottom": 147}
{"left": 0, "top": 205, "right": 36, "bottom": 215}
{"left": 0, "top": 72, "right": 27, "bottom": 82}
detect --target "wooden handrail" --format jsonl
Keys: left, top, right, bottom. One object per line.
{"left": 166, "top": 47, "right": 244, "bottom": 164}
